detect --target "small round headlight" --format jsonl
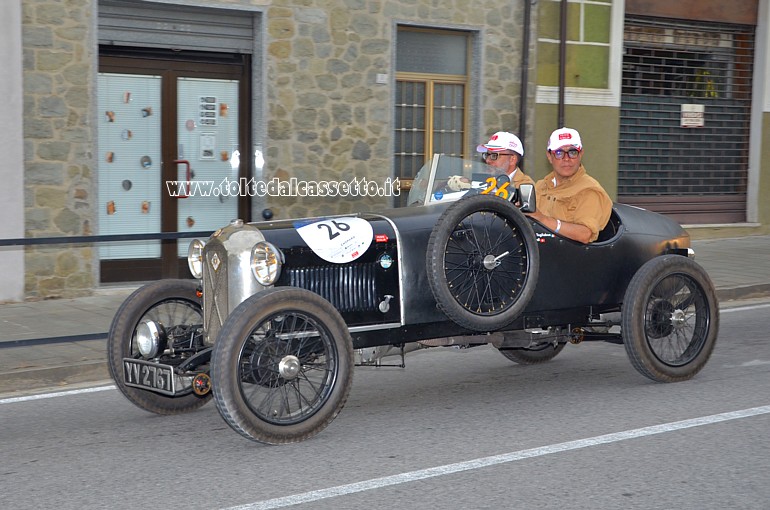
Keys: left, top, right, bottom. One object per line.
{"left": 135, "top": 320, "right": 166, "bottom": 358}
{"left": 187, "top": 239, "right": 206, "bottom": 279}
{"left": 251, "top": 241, "right": 283, "bottom": 285}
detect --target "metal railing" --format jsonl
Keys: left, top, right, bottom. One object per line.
{"left": 0, "top": 230, "right": 213, "bottom": 247}
{"left": 0, "top": 230, "right": 215, "bottom": 347}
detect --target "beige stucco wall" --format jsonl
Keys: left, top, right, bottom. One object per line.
{"left": 531, "top": 104, "right": 619, "bottom": 200}
{"left": 1, "top": 0, "right": 26, "bottom": 302}
{"left": 759, "top": 113, "right": 770, "bottom": 226}
{"left": 531, "top": 0, "right": 618, "bottom": 199}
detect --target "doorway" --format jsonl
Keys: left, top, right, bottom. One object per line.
{"left": 98, "top": 51, "right": 251, "bottom": 282}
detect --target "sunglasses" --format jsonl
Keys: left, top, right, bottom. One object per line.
{"left": 550, "top": 148, "right": 581, "bottom": 160}
{"left": 482, "top": 152, "right": 515, "bottom": 162}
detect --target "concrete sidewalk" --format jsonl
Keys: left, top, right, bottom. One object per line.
{"left": 0, "top": 286, "right": 136, "bottom": 395}
{"left": 2, "top": 234, "right": 770, "bottom": 396}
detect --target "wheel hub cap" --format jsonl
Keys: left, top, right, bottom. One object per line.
{"left": 482, "top": 254, "right": 499, "bottom": 270}
{"left": 670, "top": 309, "right": 687, "bottom": 329}
{"left": 278, "top": 355, "right": 301, "bottom": 380}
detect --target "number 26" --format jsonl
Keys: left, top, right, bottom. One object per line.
{"left": 481, "top": 177, "right": 510, "bottom": 200}
{"left": 317, "top": 220, "right": 350, "bottom": 240}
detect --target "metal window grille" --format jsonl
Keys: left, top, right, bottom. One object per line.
{"left": 394, "top": 80, "right": 466, "bottom": 181}
{"left": 394, "top": 80, "right": 427, "bottom": 182}
{"left": 432, "top": 83, "right": 466, "bottom": 157}
{"left": 394, "top": 28, "right": 470, "bottom": 206}
{"left": 618, "top": 16, "right": 754, "bottom": 223}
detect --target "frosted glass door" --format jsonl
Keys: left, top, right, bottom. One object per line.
{"left": 97, "top": 73, "right": 161, "bottom": 260}
{"left": 176, "top": 78, "right": 240, "bottom": 257}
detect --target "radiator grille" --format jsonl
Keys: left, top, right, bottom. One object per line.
{"left": 202, "top": 246, "right": 228, "bottom": 345}
{"left": 285, "top": 263, "right": 379, "bottom": 312}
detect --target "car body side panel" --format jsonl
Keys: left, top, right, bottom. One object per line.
{"left": 522, "top": 203, "right": 689, "bottom": 313}
{"left": 243, "top": 200, "right": 689, "bottom": 332}
{"left": 379, "top": 204, "right": 450, "bottom": 324}
{"left": 384, "top": 201, "right": 690, "bottom": 326}
{"left": 252, "top": 215, "right": 402, "bottom": 327}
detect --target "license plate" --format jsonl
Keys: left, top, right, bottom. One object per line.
{"left": 123, "top": 358, "right": 176, "bottom": 396}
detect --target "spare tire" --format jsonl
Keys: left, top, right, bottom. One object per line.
{"left": 426, "top": 194, "right": 540, "bottom": 331}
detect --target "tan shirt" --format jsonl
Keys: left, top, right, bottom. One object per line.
{"left": 534, "top": 165, "right": 612, "bottom": 242}
{"left": 510, "top": 167, "right": 535, "bottom": 187}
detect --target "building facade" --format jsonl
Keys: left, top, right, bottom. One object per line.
{"left": 531, "top": 0, "right": 768, "bottom": 228}
{"left": 3, "top": 0, "right": 769, "bottom": 300}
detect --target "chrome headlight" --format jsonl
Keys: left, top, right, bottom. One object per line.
{"left": 135, "top": 320, "right": 166, "bottom": 358}
{"left": 187, "top": 239, "right": 206, "bottom": 279}
{"left": 251, "top": 241, "right": 283, "bottom": 285}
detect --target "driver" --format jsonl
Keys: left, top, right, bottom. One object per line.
{"left": 446, "top": 131, "right": 534, "bottom": 191}
{"left": 526, "top": 127, "right": 612, "bottom": 243}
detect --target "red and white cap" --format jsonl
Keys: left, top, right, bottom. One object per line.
{"left": 476, "top": 131, "right": 524, "bottom": 156}
{"left": 547, "top": 127, "right": 582, "bottom": 151}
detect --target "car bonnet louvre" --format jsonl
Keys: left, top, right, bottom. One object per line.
{"left": 285, "top": 263, "right": 378, "bottom": 313}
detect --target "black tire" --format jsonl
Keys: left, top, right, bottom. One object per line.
{"left": 427, "top": 194, "right": 540, "bottom": 331}
{"left": 499, "top": 341, "right": 567, "bottom": 365}
{"left": 621, "top": 255, "right": 719, "bottom": 382}
{"left": 497, "top": 328, "right": 568, "bottom": 364}
{"left": 107, "top": 279, "right": 211, "bottom": 414}
{"left": 211, "top": 288, "right": 354, "bottom": 444}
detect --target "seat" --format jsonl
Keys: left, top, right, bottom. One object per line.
{"left": 595, "top": 209, "right": 621, "bottom": 243}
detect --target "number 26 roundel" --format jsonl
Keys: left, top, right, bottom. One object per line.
{"left": 294, "top": 217, "right": 373, "bottom": 264}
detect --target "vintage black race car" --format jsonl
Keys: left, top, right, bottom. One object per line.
{"left": 107, "top": 154, "right": 719, "bottom": 444}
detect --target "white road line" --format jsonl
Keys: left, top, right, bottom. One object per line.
{"left": 223, "top": 405, "right": 770, "bottom": 510}
{"left": 0, "top": 303, "right": 764, "bottom": 405}
{"left": 0, "top": 384, "right": 115, "bottom": 404}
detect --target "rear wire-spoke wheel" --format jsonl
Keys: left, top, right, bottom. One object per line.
{"left": 211, "top": 288, "right": 354, "bottom": 444}
{"left": 427, "top": 195, "right": 539, "bottom": 331}
{"left": 499, "top": 341, "right": 567, "bottom": 365}
{"left": 107, "top": 279, "right": 210, "bottom": 414}
{"left": 622, "top": 255, "right": 719, "bottom": 382}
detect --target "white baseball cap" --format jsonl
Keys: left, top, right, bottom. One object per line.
{"left": 476, "top": 131, "right": 524, "bottom": 156}
{"left": 547, "top": 127, "right": 582, "bottom": 151}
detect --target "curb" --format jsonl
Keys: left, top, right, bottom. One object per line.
{"left": 0, "top": 361, "right": 109, "bottom": 395}
{"left": 716, "top": 284, "right": 770, "bottom": 303}
{"left": 1, "top": 285, "right": 769, "bottom": 395}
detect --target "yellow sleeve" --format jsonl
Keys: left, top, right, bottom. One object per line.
{"left": 513, "top": 172, "right": 535, "bottom": 187}
{"left": 571, "top": 189, "right": 613, "bottom": 242}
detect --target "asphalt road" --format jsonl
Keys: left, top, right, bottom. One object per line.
{"left": 2, "top": 300, "right": 770, "bottom": 510}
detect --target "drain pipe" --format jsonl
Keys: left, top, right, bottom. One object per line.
{"left": 518, "top": 0, "right": 534, "bottom": 167}
{"left": 558, "top": 0, "right": 567, "bottom": 127}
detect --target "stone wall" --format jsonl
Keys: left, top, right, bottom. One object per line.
{"left": 20, "top": 0, "right": 526, "bottom": 297}
{"left": 262, "top": 0, "right": 526, "bottom": 219}
{"left": 263, "top": 2, "right": 395, "bottom": 219}
{"left": 22, "top": 0, "right": 95, "bottom": 298}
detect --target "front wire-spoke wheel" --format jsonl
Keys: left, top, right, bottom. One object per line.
{"left": 212, "top": 288, "right": 353, "bottom": 444}
{"left": 239, "top": 312, "right": 336, "bottom": 425}
{"left": 427, "top": 195, "right": 539, "bottom": 332}
{"left": 107, "top": 279, "right": 210, "bottom": 414}
{"left": 622, "top": 255, "right": 719, "bottom": 382}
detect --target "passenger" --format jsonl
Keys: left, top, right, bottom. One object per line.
{"left": 446, "top": 131, "right": 534, "bottom": 191}
{"left": 526, "top": 127, "right": 612, "bottom": 243}
{"left": 476, "top": 131, "right": 534, "bottom": 187}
